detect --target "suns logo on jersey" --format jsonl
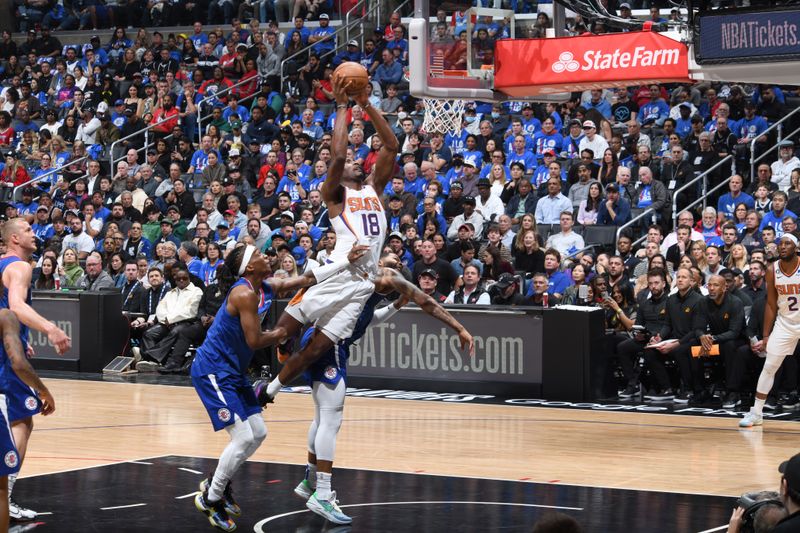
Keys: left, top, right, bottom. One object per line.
{"left": 777, "top": 283, "right": 800, "bottom": 295}
{"left": 347, "top": 196, "right": 383, "bottom": 213}
{"left": 217, "top": 408, "right": 232, "bottom": 423}
{"left": 4, "top": 451, "right": 18, "bottom": 468}
{"left": 24, "top": 396, "right": 37, "bottom": 411}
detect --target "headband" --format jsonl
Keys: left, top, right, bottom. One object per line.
{"left": 781, "top": 233, "right": 799, "bottom": 246}
{"left": 238, "top": 245, "right": 256, "bottom": 276}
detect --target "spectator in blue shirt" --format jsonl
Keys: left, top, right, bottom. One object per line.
{"left": 386, "top": 25, "right": 409, "bottom": 64}
{"left": 286, "top": 17, "right": 311, "bottom": 48}
{"left": 584, "top": 89, "right": 612, "bottom": 120}
{"left": 373, "top": 49, "right": 403, "bottom": 88}
{"left": 717, "top": 175, "right": 754, "bottom": 221}
{"left": 332, "top": 40, "right": 363, "bottom": 67}
{"left": 596, "top": 182, "right": 632, "bottom": 225}
{"left": 760, "top": 191, "right": 797, "bottom": 236}
{"left": 526, "top": 248, "right": 572, "bottom": 299}
{"left": 735, "top": 102, "right": 769, "bottom": 143}
{"left": 309, "top": 14, "right": 336, "bottom": 57}
{"left": 637, "top": 84, "right": 670, "bottom": 129}
{"left": 15, "top": 187, "right": 38, "bottom": 216}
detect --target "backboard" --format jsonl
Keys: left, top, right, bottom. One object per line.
{"left": 409, "top": 0, "right": 571, "bottom": 103}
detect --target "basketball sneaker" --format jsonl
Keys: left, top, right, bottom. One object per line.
{"left": 9, "top": 500, "right": 36, "bottom": 521}
{"left": 199, "top": 476, "right": 241, "bottom": 517}
{"left": 294, "top": 479, "right": 314, "bottom": 500}
{"left": 739, "top": 409, "right": 764, "bottom": 428}
{"left": 306, "top": 491, "right": 352, "bottom": 525}
{"left": 253, "top": 380, "right": 274, "bottom": 407}
{"left": 194, "top": 490, "right": 236, "bottom": 532}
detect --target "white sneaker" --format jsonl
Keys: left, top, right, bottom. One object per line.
{"left": 9, "top": 500, "right": 36, "bottom": 521}
{"left": 306, "top": 491, "right": 352, "bottom": 525}
{"left": 294, "top": 479, "right": 313, "bottom": 500}
{"left": 739, "top": 409, "right": 764, "bottom": 428}
{"left": 135, "top": 360, "right": 158, "bottom": 372}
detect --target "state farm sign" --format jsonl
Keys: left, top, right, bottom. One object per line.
{"left": 494, "top": 31, "right": 690, "bottom": 97}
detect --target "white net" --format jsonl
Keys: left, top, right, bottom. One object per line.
{"left": 422, "top": 98, "right": 466, "bottom": 135}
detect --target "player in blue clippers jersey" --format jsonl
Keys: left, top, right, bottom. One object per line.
{"left": 286, "top": 253, "right": 475, "bottom": 525}
{"left": 0, "top": 219, "right": 70, "bottom": 521}
{"left": 192, "top": 242, "right": 368, "bottom": 532}
{"left": 0, "top": 309, "right": 55, "bottom": 530}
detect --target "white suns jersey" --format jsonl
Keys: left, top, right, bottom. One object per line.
{"left": 774, "top": 259, "right": 800, "bottom": 323}
{"left": 328, "top": 184, "right": 387, "bottom": 277}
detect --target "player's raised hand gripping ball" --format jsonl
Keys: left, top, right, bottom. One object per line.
{"left": 332, "top": 62, "right": 370, "bottom": 97}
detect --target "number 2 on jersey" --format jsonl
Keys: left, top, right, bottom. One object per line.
{"left": 360, "top": 213, "right": 380, "bottom": 236}
{"left": 789, "top": 296, "right": 799, "bottom": 312}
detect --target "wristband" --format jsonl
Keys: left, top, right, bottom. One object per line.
{"left": 310, "top": 258, "right": 349, "bottom": 283}
{"left": 337, "top": 104, "right": 347, "bottom": 109}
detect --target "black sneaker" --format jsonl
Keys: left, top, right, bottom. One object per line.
{"left": 618, "top": 383, "right": 641, "bottom": 399}
{"left": 765, "top": 396, "right": 778, "bottom": 411}
{"left": 674, "top": 391, "right": 694, "bottom": 404}
{"left": 647, "top": 389, "right": 675, "bottom": 402}
{"left": 722, "top": 392, "right": 741, "bottom": 409}
{"left": 199, "top": 476, "right": 241, "bottom": 517}
{"left": 782, "top": 392, "right": 800, "bottom": 410}
{"left": 195, "top": 489, "right": 236, "bottom": 532}
{"left": 690, "top": 390, "right": 711, "bottom": 406}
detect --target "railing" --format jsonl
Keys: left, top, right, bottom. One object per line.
{"left": 680, "top": 173, "right": 736, "bottom": 226}
{"left": 109, "top": 113, "right": 181, "bottom": 174}
{"left": 616, "top": 207, "right": 656, "bottom": 248}
{"left": 195, "top": 74, "right": 264, "bottom": 148}
{"left": 278, "top": 0, "right": 368, "bottom": 91}
{"left": 750, "top": 106, "right": 800, "bottom": 178}
{"left": 12, "top": 154, "right": 92, "bottom": 200}
{"left": 671, "top": 154, "right": 734, "bottom": 228}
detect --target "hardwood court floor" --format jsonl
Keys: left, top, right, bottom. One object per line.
{"left": 23, "top": 378, "right": 800, "bottom": 499}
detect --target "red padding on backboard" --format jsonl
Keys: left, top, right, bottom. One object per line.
{"left": 494, "top": 31, "right": 690, "bottom": 97}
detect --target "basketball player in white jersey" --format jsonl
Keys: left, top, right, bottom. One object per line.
{"left": 262, "top": 79, "right": 399, "bottom": 404}
{"left": 741, "top": 233, "right": 800, "bottom": 427}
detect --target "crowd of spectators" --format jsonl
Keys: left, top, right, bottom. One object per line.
{"left": 0, "top": 11, "right": 797, "bottom": 393}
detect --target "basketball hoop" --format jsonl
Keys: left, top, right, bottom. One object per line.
{"left": 421, "top": 98, "right": 466, "bottom": 135}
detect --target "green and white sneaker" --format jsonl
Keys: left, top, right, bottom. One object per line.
{"left": 294, "top": 479, "right": 314, "bottom": 500}
{"left": 306, "top": 491, "right": 352, "bottom": 525}
{"left": 739, "top": 409, "right": 764, "bottom": 428}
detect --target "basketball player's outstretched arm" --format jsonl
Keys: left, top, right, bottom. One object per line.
{"left": 4, "top": 261, "right": 71, "bottom": 354}
{"left": 353, "top": 87, "right": 399, "bottom": 193}
{"left": 320, "top": 80, "right": 353, "bottom": 219}
{"left": 0, "top": 310, "right": 54, "bottom": 415}
{"left": 763, "top": 264, "right": 779, "bottom": 344}
{"left": 230, "top": 287, "right": 288, "bottom": 350}
{"left": 267, "top": 244, "right": 369, "bottom": 294}
{"left": 376, "top": 269, "right": 475, "bottom": 355}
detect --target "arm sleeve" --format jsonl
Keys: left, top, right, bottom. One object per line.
{"left": 371, "top": 303, "right": 401, "bottom": 326}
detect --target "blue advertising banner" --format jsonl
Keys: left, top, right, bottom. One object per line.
{"left": 697, "top": 9, "right": 800, "bottom": 63}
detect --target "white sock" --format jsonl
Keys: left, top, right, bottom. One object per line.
{"left": 753, "top": 398, "right": 766, "bottom": 415}
{"left": 306, "top": 463, "right": 317, "bottom": 487}
{"left": 266, "top": 377, "right": 283, "bottom": 398}
{"left": 8, "top": 474, "right": 15, "bottom": 500}
{"left": 316, "top": 471, "right": 332, "bottom": 500}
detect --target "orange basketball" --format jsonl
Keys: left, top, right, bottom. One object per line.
{"left": 332, "top": 62, "right": 370, "bottom": 96}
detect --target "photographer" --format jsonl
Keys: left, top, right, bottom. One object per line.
{"left": 774, "top": 454, "right": 800, "bottom": 531}
{"left": 727, "top": 490, "right": 787, "bottom": 533}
